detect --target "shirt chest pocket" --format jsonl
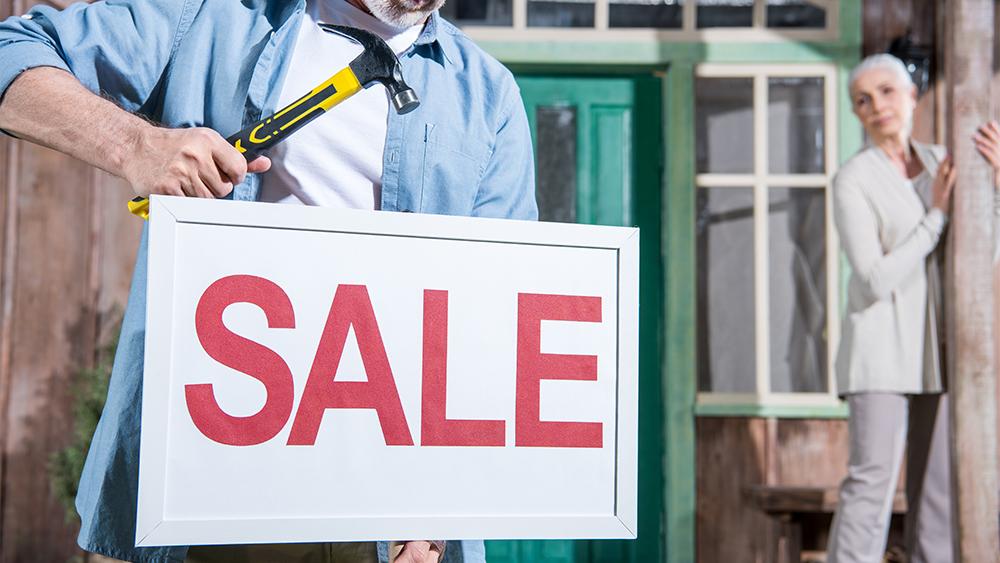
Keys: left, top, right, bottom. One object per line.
{"left": 417, "top": 123, "right": 493, "bottom": 215}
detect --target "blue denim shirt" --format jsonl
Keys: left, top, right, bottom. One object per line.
{"left": 0, "top": 2, "right": 536, "bottom": 561}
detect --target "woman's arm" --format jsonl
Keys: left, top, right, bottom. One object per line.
{"left": 833, "top": 162, "right": 954, "bottom": 302}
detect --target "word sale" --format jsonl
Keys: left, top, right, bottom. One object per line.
{"left": 185, "top": 275, "right": 605, "bottom": 449}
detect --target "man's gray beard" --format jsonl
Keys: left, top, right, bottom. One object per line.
{"left": 363, "top": 0, "right": 444, "bottom": 28}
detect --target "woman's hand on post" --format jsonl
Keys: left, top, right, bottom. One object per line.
{"left": 121, "top": 125, "right": 271, "bottom": 199}
{"left": 931, "top": 155, "right": 956, "bottom": 213}
{"left": 974, "top": 120, "right": 1000, "bottom": 190}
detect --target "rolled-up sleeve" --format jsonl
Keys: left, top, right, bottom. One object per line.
{"left": 471, "top": 79, "right": 538, "bottom": 221}
{"left": 0, "top": 0, "right": 195, "bottom": 112}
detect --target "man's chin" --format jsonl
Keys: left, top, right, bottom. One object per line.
{"left": 363, "top": 0, "right": 443, "bottom": 28}
{"left": 397, "top": 0, "right": 438, "bottom": 10}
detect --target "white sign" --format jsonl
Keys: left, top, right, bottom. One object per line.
{"left": 136, "top": 196, "right": 639, "bottom": 547}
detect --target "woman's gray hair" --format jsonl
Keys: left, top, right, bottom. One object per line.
{"left": 848, "top": 54, "right": 915, "bottom": 93}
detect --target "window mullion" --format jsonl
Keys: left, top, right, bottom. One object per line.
{"left": 753, "top": 0, "right": 766, "bottom": 28}
{"left": 683, "top": 0, "right": 696, "bottom": 31}
{"left": 824, "top": 67, "right": 840, "bottom": 399}
{"left": 595, "top": 0, "right": 609, "bottom": 30}
{"left": 514, "top": 0, "right": 527, "bottom": 29}
{"left": 753, "top": 73, "right": 769, "bottom": 399}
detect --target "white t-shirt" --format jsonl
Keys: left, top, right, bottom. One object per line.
{"left": 258, "top": 0, "right": 422, "bottom": 209}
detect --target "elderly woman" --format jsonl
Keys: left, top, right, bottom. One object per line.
{"left": 828, "top": 53, "right": 1000, "bottom": 563}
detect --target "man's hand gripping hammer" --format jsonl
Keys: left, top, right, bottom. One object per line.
{"left": 128, "top": 24, "right": 418, "bottom": 219}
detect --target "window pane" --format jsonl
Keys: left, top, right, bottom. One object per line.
{"left": 768, "top": 76, "right": 825, "bottom": 174}
{"left": 528, "top": 0, "right": 595, "bottom": 27}
{"left": 610, "top": 0, "right": 683, "bottom": 28}
{"left": 696, "top": 77, "right": 754, "bottom": 174}
{"left": 535, "top": 106, "right": 577, "bottom": 223}
{"left": 766, "top": 0, "right": 826, "bottom": 28}
{"left": 769, "top": 187, "right": 827, "bottom": 393}
{"left": 697, "top": 0, "right": 753, "bottom": 28}
{"left": 697, "top": 187, "right": 756, "bottom": 393}
{"left": 439, "top": 0, "right": 514, "bottom": 26}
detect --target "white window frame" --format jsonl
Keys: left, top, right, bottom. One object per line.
{"left": 458, "top": 0, "right": 838, "bottom": 42}
{"left": 695, "top": 63, "right": 841, "bottom": 409}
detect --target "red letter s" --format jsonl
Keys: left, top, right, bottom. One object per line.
{"left": 186, "top": 275, "right": 295, "bottom": 446}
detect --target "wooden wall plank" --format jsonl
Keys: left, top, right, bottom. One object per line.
{"left": 774, "top": 419, "right": 849, "bottom": 487}
{"left": 0, "top": 143, "right": 95, "bottom": 563}
{"left": 696, "top": 417, "right": 775, "bottom": 563}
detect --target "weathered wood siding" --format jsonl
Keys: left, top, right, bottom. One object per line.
{"left": 0, "top": 2, "right": 143, "bottom": 562}
{"left": 696, "top": 418, "right": 853, "bottom": 563}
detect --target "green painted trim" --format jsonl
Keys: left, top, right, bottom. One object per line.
{"left": 694, "top": 403, "right": 849, "bottom": 419}
{"left": 662, "top": 62, "right": 696, "bottom": 563}
{"left": 478, "top": 41, "right": 857, "bottom": 66}
{"left": 839, "top": 0, "right": 862, "bottom": 51}
{"left": 474, "top": 0, "right": 865, "bottom": 67}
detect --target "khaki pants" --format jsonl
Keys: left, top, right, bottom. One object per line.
{"left": 184, "top": 542, "right": 378, "bottom": 563}
{"left": 827, "top": 393, "right": 952, "bottom": 563}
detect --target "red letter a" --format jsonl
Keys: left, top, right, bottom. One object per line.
{"left": 187, "top": 275, "right": 295, "bottom": 446}
{"left": 516, "top": 293, "right": 603, "bottom": 448}
{"left": 421, "top": 290, "right": 505, "bottom": 446}
{"left": 287, "top": 285, "right": 413, "bottom": 446}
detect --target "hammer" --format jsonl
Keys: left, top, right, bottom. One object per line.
{"left": 128, "top": 24, "right": 418, "bottom": 219}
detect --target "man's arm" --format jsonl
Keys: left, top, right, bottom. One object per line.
{"left": 0, "top": 1, "right": 267, "bottom": 198}
{"left": 0, "top": 67, "right": 264, "bottom": 198}
{"left": 471, "top": 83, "right": 538, "bottom": 221}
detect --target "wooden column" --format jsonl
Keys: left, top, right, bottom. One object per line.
{"left": 944, "top": 1, "right": 1000, "bottom": 561}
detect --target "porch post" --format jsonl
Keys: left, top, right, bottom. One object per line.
{"left": 944, "top": 1, "right": 1000, "bottom": 561}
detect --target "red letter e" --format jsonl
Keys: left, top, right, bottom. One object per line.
{"left": 515, "top": 293, "right": 603, "bottom": 448}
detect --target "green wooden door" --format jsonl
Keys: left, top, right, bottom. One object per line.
{"left": 484, "top": 75, "right": 664, "bottom": 563}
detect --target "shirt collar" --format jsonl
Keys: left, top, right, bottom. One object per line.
{"left": 412, "top": 11, "right": 457, "bottom": 66}
{"left": 271, "top": 0, "right": 307, "bottom": 29}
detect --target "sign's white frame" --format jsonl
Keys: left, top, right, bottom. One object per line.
{"left": 136, "top": 195, "right": 640, "bottom": 547}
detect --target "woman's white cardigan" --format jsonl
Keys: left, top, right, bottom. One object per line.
{"left": 833, "top": 141, "right": 948, "bottom": 395}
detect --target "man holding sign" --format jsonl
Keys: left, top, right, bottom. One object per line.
{"left": 0, "top": 0, "right": 536, "bottom": 561}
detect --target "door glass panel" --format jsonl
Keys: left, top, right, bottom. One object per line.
{"left": 535, "top": 106, "right": 578, "bottom": 223}
{"left": 768, "top": 187, "right": 826, "bottom": 393}
{"left": 528, "top": 0, "right": 596, "bottom": 27}
{"left": 697, "top": 0, "right": 753, "bottom": 28}
{"left": 768, "top": 76, "right": 825, "bottom": 174}
{"left": 697, "top": 187, "right": 756, "bottom": 393}
{"left": 696, "top": 77, "right": 754, "bottom": 174}
{"left": 766, "top": 0, "right": 826, "bottom": 28}
{"left": 610, "top": 0, "right": 683, "bottom": 28}
{"left": 439, "top": 0, "right": 514, "bottom": 26}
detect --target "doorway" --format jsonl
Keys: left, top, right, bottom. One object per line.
{"left": 484, "top": 73, "right": 665, "bottom": 563}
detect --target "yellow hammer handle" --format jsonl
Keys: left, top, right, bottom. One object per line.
{"left": 129, "top": 67, "right": 363, "bottom": 219}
